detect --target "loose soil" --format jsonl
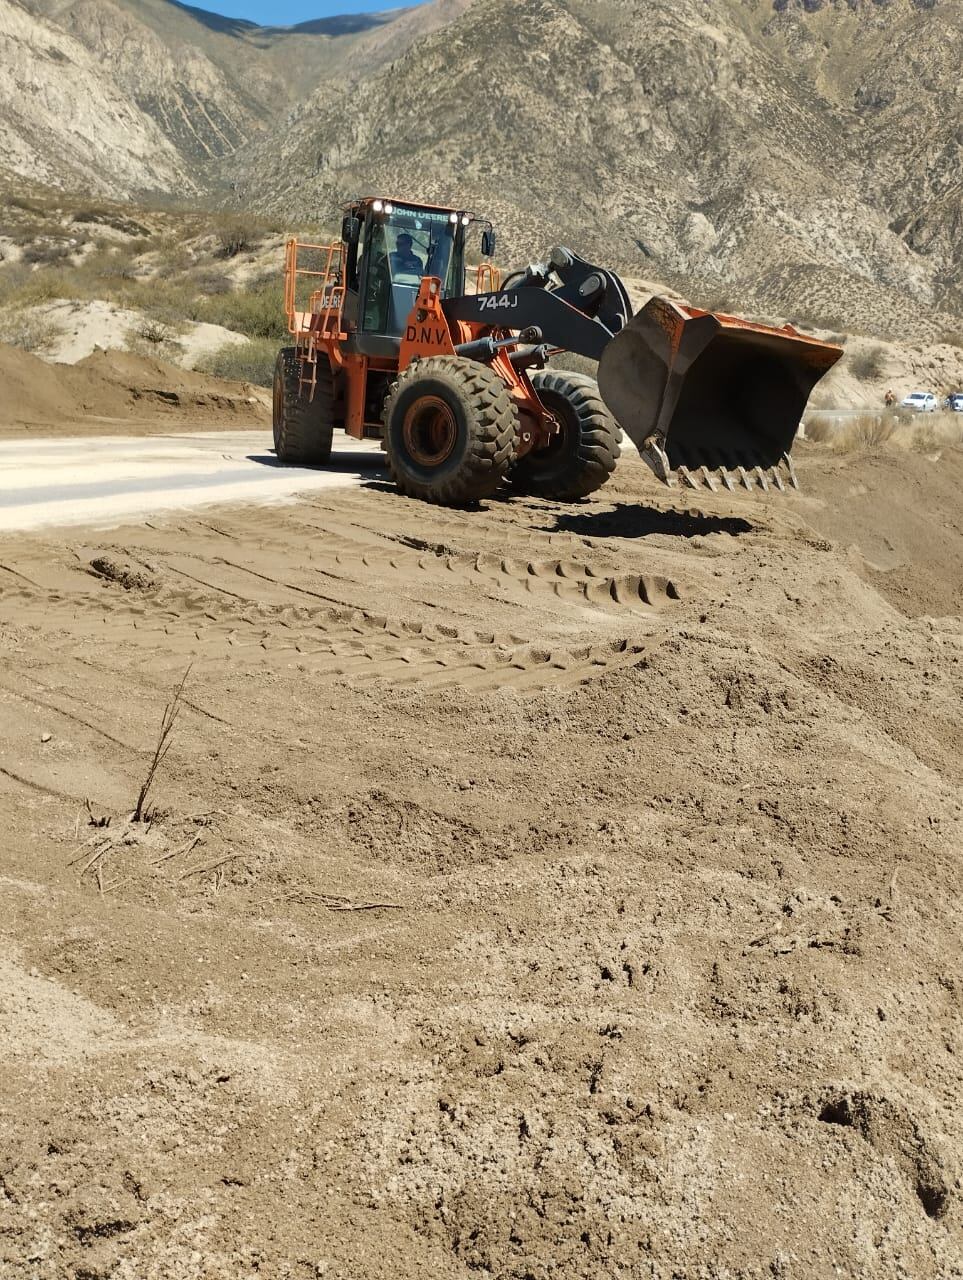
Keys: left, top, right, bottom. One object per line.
{"left": 0, "top": 342, "right": 269, "bottom": 435}
{"left": 0, "top": 435, "right": 961, "bottom": 1279}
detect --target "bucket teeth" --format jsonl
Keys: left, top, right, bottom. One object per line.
{"left": 782, "top": 451, "right": 800, "bottom": 490}
{"left": 659, "top": 454, "right": 802, "bottom": 495}
{"left": 640, "top": 437, "right": 676, "bottom": 486}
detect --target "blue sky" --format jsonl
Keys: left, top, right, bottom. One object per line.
{"left": 189, "top": 0, "right": 426, "bottom": 25}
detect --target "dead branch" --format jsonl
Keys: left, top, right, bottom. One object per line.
{"left": 85, "top": 797, "right": 110, "bottom": 828}
{"left": 151, "top": 833, "right": 203, "bottom": 867}
{"left": 177, "top": 852, "right": 241, "bottom": 881}
{"left": 67, "top": 836, "right": 112, "bottom": 868}
{"left": 286, "top": 890, "right": 402, "bottom": 912}
{"left": 133, "top": 664, "right": 192, "bottom": 823}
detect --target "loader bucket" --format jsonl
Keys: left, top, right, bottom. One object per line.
{"left": 597, "top": 297, "right": 843, "bottom": 492}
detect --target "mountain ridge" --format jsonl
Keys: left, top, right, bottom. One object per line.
{"left": 1, "top": 0, "right": 960, "bottom": 339}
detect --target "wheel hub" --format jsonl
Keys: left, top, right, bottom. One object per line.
{"left": 402, "top": 396, "right": 457, "bottom": 467}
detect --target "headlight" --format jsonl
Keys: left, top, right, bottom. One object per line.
{"left": 372, "top": 199, "right": 384, "bottom": 213}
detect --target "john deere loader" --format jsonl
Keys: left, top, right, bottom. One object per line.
{"left": 274, "top": 196, "right": 842, "bottom": 504}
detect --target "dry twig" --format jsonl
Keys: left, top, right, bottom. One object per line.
{"left": 178, "top": 852, "right": 241, "bottom": 881}
{"left": 152, "top": 833, "right": 203, "bottom": 867}
{"left": 133, "top": 664, "right": 192, "bottom": 823}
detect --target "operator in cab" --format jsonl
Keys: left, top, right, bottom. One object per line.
{"left": 390, "top": 232, "right": 424, "bottom": 277}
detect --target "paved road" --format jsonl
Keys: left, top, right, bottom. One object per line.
{"left": 0, "top": 431, "right": 386, "bottom": 532}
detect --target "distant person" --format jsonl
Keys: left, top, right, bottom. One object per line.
{"left": 884, "top": 388, "right": 896, "bottom": 408}
{"left": 390, "top": 233, "right": 424, "bottom": 277}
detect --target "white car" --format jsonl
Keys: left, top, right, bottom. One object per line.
{"left": 900, "top": 391, "right": 937, "bottom": 412}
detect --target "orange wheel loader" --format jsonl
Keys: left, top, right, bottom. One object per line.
{"left": 275, "top": 196, "right": 842, "bottom": 505}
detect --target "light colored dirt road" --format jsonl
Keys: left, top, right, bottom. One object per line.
{"left": 0, "top": 440, "right": 961, "bottom": 1278}
{"left": 0, "top": 430, "right": 385, "bottom": 531}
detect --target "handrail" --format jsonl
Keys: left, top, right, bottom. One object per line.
{"left": 475, "top": 262, "right": 501, "bottom": 295}
{"left": 284, "top": 238, "right": 344, "bottom": 337}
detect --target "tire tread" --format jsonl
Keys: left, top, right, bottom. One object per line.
{"left": 274, "top": 347, "right": 339, "bottom": 465}
{"left": 383, "top": 356, "right": 518, "bottom": 505}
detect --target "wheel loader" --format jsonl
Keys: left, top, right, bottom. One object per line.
{"left": 274, "top": 196, "right": 842, "bottom": 504}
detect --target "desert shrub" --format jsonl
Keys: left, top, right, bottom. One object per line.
{"left": 848, "top": 344, "right": 886, "bottom": 380}
{"left": 22, "top": 239, "right": 76, "bottom": 267}
{"left": 843, "top": 413, "right": 895, "bottom": 449}
{"left": 79, "top": 246, "right": 141, "bottom": 283}
{"left": 196, "top": 279, "right": 286, "bottom": 339}
{"left": 912, "top": 424, "right": 940, "bottom": 454}
{"left": 70, "top": 209, "right": 150, "bottom": 237}
{"left": 191, "top": 267, "right": 233, "bottom": 296}
{"left": 196, "top": 337, "right": 276, "bottom": 386}
{"left": 808, "top": 389, "right": 840, "bottom": 410}
{"left": 7, "top": 195, "right": 44, "bottom": 214}
{"left": 0, "top": 263, "right": 32, "bottom": 304}
{"left": 0, "top": 308, "right": 63, "bottom": 353}
{"left": 136, "top": 318, "right": 174, "bottom": 345}
{"left": 802, "top": 412, "right": 894, "bottom": 450}
{"left": 938, "top": 330, "right": 963, "bottom": 349}
{"left": 802, "top": 413, "right": 834, "bottom": 443}
{"left": 5, "top": 268, "right": 75, "bottom": 306}
{"left": 214, "top": 216, "right": 263, "bottom": 259}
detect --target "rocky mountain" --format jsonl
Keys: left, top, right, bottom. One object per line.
{"left": 0, "top": 0, "right": 452, "bottom": 192}
{"left": 227, "top": 0, "right": 963, "bottom": 338}
{"left": 1, "top": 0, "right": 960, "bottom": 339}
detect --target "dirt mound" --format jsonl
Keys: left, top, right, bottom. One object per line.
{"left": 0, "top": 450, "right": 960, "bottom": 1277}
{"left": 0, "top": 340, "right": 269, "bottom": 435}
{"left": 798, "top": 443, "right": 963, "bottom": 618}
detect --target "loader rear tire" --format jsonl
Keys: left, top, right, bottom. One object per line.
{"left": 513, "top": 369, "right": 621, "bottom": 500}
{"left": 383, "top": 356, "right": 518, "bottom": 505}
{"left": 273, "top": 347, "right": 339, "bottom": 465}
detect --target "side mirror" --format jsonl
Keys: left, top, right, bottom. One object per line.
{"left": 481, "top": 228, "right": 496, "bottom": 258}
{"left": 341, "top": 215, "right": 361, "bottom": 246}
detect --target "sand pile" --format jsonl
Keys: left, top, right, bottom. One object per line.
{"left": 0, "top": 440, "right": 960, "bottom": 1276}
{"left": 0, "top": 341, "right": 268, "bottom": 434}
{"left": 28, "top": 297, "right": 249, "bottom": 368}
{"left": 798, "top": 443, "right": 963, "bottom": 619}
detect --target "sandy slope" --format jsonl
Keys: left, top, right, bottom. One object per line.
{"left": 0, "top": 440, "right": 960, "bottom": 1278}
{"left": 0, "top": 342, "right": 269, "bottom": 433}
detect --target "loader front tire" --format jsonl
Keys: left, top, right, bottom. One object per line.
{"left": 513, "top": 369, "right": 621, "bottom": 500}
{"left": 273, "top": 347, "right": 339, "bottom": 465}
{"left": 383, "top": 356, "right": 518, "bottom": 505}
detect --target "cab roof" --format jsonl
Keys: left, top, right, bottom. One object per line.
{"left": 344, "top": 196, "right": 488, "bottom": 221}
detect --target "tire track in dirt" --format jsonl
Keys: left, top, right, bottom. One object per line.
{"left": 0, "top": 578, "right": 662, "bottom": 693}
{"left": 200, "top": 507, "right": 682, "bottom": 616}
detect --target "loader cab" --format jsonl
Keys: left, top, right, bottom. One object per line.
{"left": 341, "top": 198, "right": 475, "bottom": 351}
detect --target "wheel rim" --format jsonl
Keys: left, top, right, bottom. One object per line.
{"left": 402, "top": 396, "right": 458, "bottom": 467}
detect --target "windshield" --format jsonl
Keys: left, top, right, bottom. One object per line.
{"left": 380, "top": 205, "right": 464, "bottom": 295}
